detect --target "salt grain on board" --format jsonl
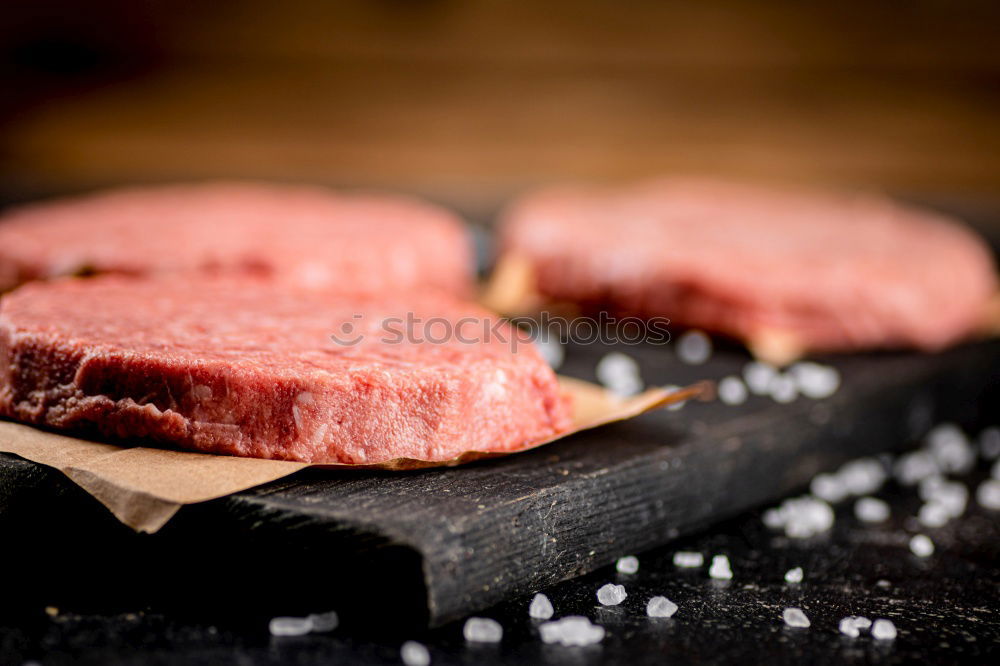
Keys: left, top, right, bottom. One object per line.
{"left": 307, "top": 610, "right": 339, "bottom": 633}
{"left": 743, "top": 361, "right": 778, "bottom": 395}
{"left": 463, "top": 617, "right": 503, "bottom": 643}
{"left": 871, "top": 618, "right": 897, "bottom": 640}
{"left": 596, "top": 583, "right": 627, "bottom": 606}
{"left": 616, "top": 555, "right": 639, "bottom": 574}
{"left": 718, "top": 376, "right": 749, "bottom": 405}
{"left": 979, "top": 427, "right": 1000, "bottom": 460}
{"left": 529, "top": 593, "right": 554, "bottom": 620}
{"left": 646, "top": 596, "right": 679, "bottom": 618}
{"left": 976, "top": 479, "right": 1000, "bottom": 510}
{"left": 268, "top": 616, "right": 312, "bottom": 637}
{"left": 401, "top": 640, "right": 431, "bottom": 666}
{"left": 784, "top": 567, "right": 803, "bottom": 584}
{"left": 538, "top": 616, "right": 605, "bottom": 646}
{"left": 709, "top": 555, "right": 733, "bottom": 580}
{"left": 768, "top": 373, "right": 798, "bottom": 404}
{"left": 909, "top": 534, "right": 934, "bottom": 558}
{"left": 595, "top": 352, "right": 644, "bottom": 397}
{"left": 676, "top": 330, "right": 712, "bottom": 365}
{"left": 789, "top": 362, "right": 840, "bottom": 399}
{"left": 854, "top": 497, "right": 890, "bottom": 523}
{"left": 672, "top": 551, "right": 704, "bottom": 568}
{"left": 782, "top": 608, "right": 810, "bottom": 628}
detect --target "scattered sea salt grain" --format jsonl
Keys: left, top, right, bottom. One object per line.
{"left": 979, "top": 427, "right": 1000, "bottom": 460}
{"left": 925, "top": 423, "right": 975, "bottom": 475}
{"left": 871, "top": 618, "right": 897, "bottom": 640}
{"left": 854, "top": 496, "right": 890, "bottom": 523}
{"left": 743, "top": 361, "right": 778, "bottom": 395}
{"left": 790, "top": 362, "right": 840, "bottom": 399}
{"left": 463, "top": 617, "right": 503, "bottom": 643}
{"left": 782, "top": 607, "right": 810, "bottom": 628}
{"left": 918, "top": 501, "right": 951, "bottom": 528}
{"left": 534, "top": 337, "right": 565, "bottom": 370}
{"left": 401, "top": 641, "right": 431, "bottom": 666}
{"left": 646, "top": 596, "right": 678, "bottom": 618}
{"left": 784, "top": 567, "right": 803, "bottom": 584}
{"left": 709, "top": 555, "right": 733, "bottom": 580}
{"left": 909, "top": 534, "right": 934, "bottom": 558}
{"left": 529, "top": 593, "right": 554, "bottom": 620}
{"left": 919, "top": 479, "right": 968, "bottom": 518}
{"left": 596, "top": 352, "right": 644, "bottom": 397}
{"left": 718, "top": 375, "right": 749, "bottom": 405}
{"left": 810, "top": 473, "right": 848, "bottom": 504}
{"left": 839, "top": 458, "right": 887, "bottom": 496}
{"left": 766, "top": 496, "right": 835, "bottom": 538}
{"left": 616, "top": 555, "right": 640, "bottom": 574}
{"left": 676, "top": 330, "right": 712, "bottom": 365}
{"left": 268, "top": 616, "right": 312, "bottom": 637}
{"left": 596, "top": 583, "right": 627, "bottom": 606}
{"left": 307, "top": 610, "right": 339, "bottom": 632}
{"left": 762, "top": 507, "right": 786, "bottom": 529}
{"left": 768, "top": 373, "right": 798, "bottom": 404}
{"left": 663, "top": 384, "right": 687, "bottom": 411}
{"left": 838, "top": 616, "right": 872, "bottom": 637}
{"left": 894, "top": 450, "right": 939, "bottom": 486}
{"left": 538, "top": 616, "right": 605, "bottom": 646}
{"left": 673, "top": 551, "right": 704, "bottom": 568}
{"left": 976, "top": 479, "right": 1000, "bottom": 510}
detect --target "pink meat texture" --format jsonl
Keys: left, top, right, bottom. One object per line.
{"left": 0, "top": 277, "right": 571, "bottom": 464}
{"left": 500, "top": 178, "right": 998, "bottom": 352}
{"left": 0, "top": 182, "right": 473, "bottom": 295}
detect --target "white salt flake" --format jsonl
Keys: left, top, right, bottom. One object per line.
{"left": 401, "top": 640, "right": 431, "bottom": 666}
{"left": 978, "top": 427, "right": 1000, "bottom": 460}
{"left": 871, "top": 618, "right": 897, "bottom": 640}
{"left": 909, "top": 534, "right": 934, "bottom": 558}
{"left": 768, "top": 496, "right": 835, "bottom": 539}
{"left": 709, "top": 554, "right": 733, "bottom": 580}
{"left": 920, "top": 479, "right": 968, "bottom": 518}
{"left": 676, "top": 330, "right": 712, "bottom": 365}
{"left": 672, "top": 551, "right": 704, "bottom": 568}
{"left": 918, "top": 501, "right": 951, "bottom": 528}
{"left": 534, "top": 337, "right": 564, "bottom": 370}
{"left": 596, "top": 583, "right": 627, "bottom": 606}
{"left": 538, "top": 616, "right": 605, "bottom": 646}
{"left": 893, "top": 450, "right": 939, "bottom": 486}
{"left": 925, "top": 423, "right": 975, "bottom": 475}
{"left": 463, "top": 617, "right": 503, "bottom": 643}
{"left": 646, "top": 596, "right": 678, "bottom": 618}
{"left": 976, "top": 479, "right": 1000, "bottom": 510}
{"left": 615, "top": 555, "right": 639, "bottom": 574}
{"left": 268, "top": 616, "right": 312, "bottom": 637}
{"left": 596, "top": 352, "right": 644, "bottom": 397}
{"left": 718, "top": 375, "right": 748, "bottom": 406}
{"left": 762, "top": 507, "right": 786, "bottom": 529}
{"left": 810, "top": 473, "right": 848, "bottom": 504}
{"left": 790, "top": 362, "right": 840, "bottom": 399}
{"left": 529, "top": 593, "right": 554, "bottom": 620}
{"left": 307, "top": 610, "right": 339, "bottom": 632}
{"left": 782, "top": 607, "right": 810, "bottom": 628}
{"left": 854, "top": 497, "right": 890, "bottom": 523}
{"left": 839, "top": 458, "right": 887, "bottom": 496}
{"left": 784, "top": 567, "right": 803, "bottom": 584}
{"left": 743, "top": 361, "right": 778, "bottom": 395}
{"left": 768, "top": 373, "right": 799, "bottom": 404}
{"left": 838, "top": 616, "right": 872, "bottom": 637}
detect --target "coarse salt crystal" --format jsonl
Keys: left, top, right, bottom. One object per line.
{"left": 596, "top": 583, "right": 627, "bottom": 606}
{"left": 925, "top": 423, "right": 975, "bottom": 475}
{"left": 596, "top": 352, "right": 644, "bottom": 397}
{"left": 646, "top": 596, "right": 678, "bottom": 618}
{"left": 743, "top": 361, "right": 777, "bottom": 395}
{"left": 810, "top": 473, "right": 848, "bottom": 504}
{"left": 463, "top": 617, "right": 503, "bottom": 643}
{"left": 839, "top": 458, "right": 887, "bottom": 496}
{"left": 672, "top": 551, "right": 704, "bottom": 568}
{"left": 871, "top": 618, "right": 897, "bottom": 640}
{"left": 676, "top": 330, "right": 712, "bottom": 365}
{"left": 979, "top": 427, "right": 1000, "bottom": 460}
{"left": 909, "top": 534, "right": 934, "bottom": 558}
{"left": 782, "top": 607, "right": 810, "bottom": 628}
{"left": 268, "top": 616, "right": 312, "bottom": 637}
{"left": 784, "top": 567, "right": 803, "bottom": 584}
{"left": 854, "top": 497, "right": 890, "bottom": 523}
{"left": 838, "top": 616, "right": 872, "bottom": 637}
{"left": 307, "top": 610, "right": 339, "bottom": 632}
{"left": 709, "top": 554, "right": 733, "bottom": 580}
{"left": 768, "top": 373, "right": 798, "bottom": 404}
{"left": 718, "top": 375, "right": 748, "bottom": 405}
{"left": 918, "top": 502, "right": 951, "bottom": 528}
{"left": 790, "top": 362, "right": 840, "bottom": 399}
{"left": 529, "top": 593, "right": 554, "bottom": 620}
{"left": 893, "top": 450, "right": 939, "bottom": 486}
{"left": 401, "top": 640, "right": 431, "bottom": 666}
{"left": 615, "top": 555, "right": 639, "bottom": 574}
{"left": 976, "top": 479, "right": 1000, "bottom": 510}
{"left": 538, "top": 616, "right": 605, "bottom": 646}
{"left": 920, "top": 479, "right": 968, "bottom": 518}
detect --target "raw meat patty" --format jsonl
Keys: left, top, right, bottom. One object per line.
{"left": 500, "top": 178, "right": 998, "bottom": 353}
{"left": 0, "top": 276, "right": 571, "bottom": 464}
{"left": 0, "top": 182, "right": 473, "bottom": 295}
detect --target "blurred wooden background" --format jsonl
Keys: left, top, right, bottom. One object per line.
{"left": 2, "top": 0, "right": 999, "bottom": 215}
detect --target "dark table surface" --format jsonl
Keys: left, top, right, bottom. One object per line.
{"left": 1, "top": 454, "right": 998, "bottom": 665}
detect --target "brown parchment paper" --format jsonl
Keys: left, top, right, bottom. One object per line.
{"left": 0, "top": 378, "right": 708, "bottom": 533}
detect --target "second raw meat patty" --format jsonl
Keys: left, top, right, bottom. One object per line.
{"left": 0, "top": 182, "right": 473, "bottom": 295}
{"left": 500, "top": 178, "right": 997, "bottom": 354}
{"left": 0, "top": 277, "right": 571, "bottom": 463}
